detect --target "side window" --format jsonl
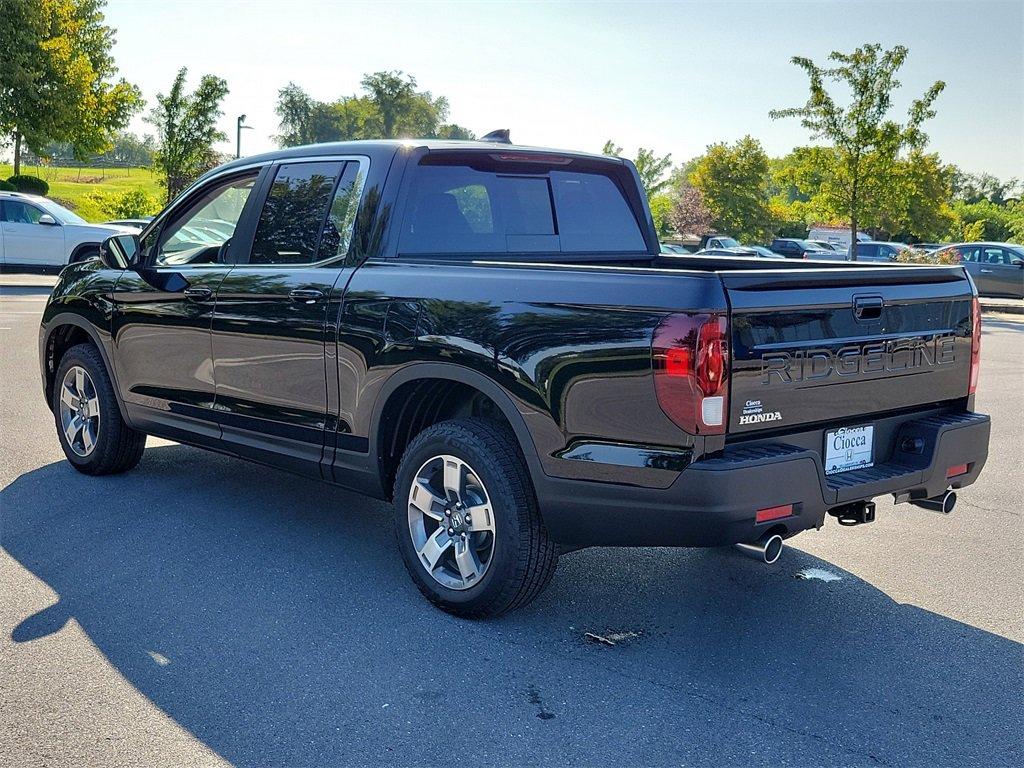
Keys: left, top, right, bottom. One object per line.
{"left": 983, "top": 247, "right": 1009, "bottom": 265}
{"left": 857, "top": 244, "right": 878, "bottom": 258}
{"left": 155, "top": 174, "right": 257, "bottom": 266}
{"left": 959, "top": 246, "right": 980, "bottom": 263}
{"left": 315, "top": 162, "right": 366, "bottom": 263}
{"left": 2, "top": 200, "right": 44, "bottom": 224}
{"left": 250, "top": 161, "right": 343, "bottom": 265}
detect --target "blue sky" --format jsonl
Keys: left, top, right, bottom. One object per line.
{"left": 106, "top": 0, "right": 1022, "bottom": 176}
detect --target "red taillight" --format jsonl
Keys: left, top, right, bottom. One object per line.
{"left": 969, "top": 296, "right": 981, "bottom": 394}
{"left": 947, "top": 463, "right": 969, "bottom": 479}
{"left": 652, "top": 313, "right": 729, "bottom": 435}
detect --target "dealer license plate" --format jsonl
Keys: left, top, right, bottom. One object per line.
{"left": 824, "top": 425, "right": 874, "bottom": 475}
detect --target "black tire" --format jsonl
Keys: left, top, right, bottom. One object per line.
{"left": 393, "top": 418, "right": 558, "bottom": 618}
{"left": 53, "top": 343, "right": 146, "bottom": 475}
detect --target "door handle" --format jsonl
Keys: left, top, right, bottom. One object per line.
{"left": 289, "top": 288, "right": 323, "bottom": 304}
{"left": 979, "top": 269, "right": 993, "bottom": 274}
{"left": 183, "top": 286, "right": 213, "bottom": 302}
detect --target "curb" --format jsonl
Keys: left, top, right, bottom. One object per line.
{"left": 980, "top": 302, "right": 1024, "bottom": 316}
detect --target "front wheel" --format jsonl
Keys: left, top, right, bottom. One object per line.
{"left": 394, "top": 419, "right": 558, "bottom": 618}
{"left": 53, "top": 343, "right": 146, "bottom": 475}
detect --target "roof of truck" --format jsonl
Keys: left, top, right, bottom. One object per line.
{"left": 212, "top": 139, "right": 623, "bottom": 178}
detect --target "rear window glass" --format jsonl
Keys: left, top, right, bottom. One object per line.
{"left": 398, "top": 162, "right": 645, "bottom": 255}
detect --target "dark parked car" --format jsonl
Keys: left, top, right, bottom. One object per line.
{"left": 39, "top": 139, "right": 991, "bottom": 616}
{"left": 932, "top": 242, "right": 1024, "bottom": 298}
{"left": 769, "top": 238, "right": 833, "bottom": 259}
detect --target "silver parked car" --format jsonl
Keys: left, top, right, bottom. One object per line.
{"left": 932, "top": 243, "right": 1024, "bottom": 299}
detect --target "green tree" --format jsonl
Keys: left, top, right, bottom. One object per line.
{"left": 601, "top": 141, "right": 673, "bottom": 198}
{"left": 634, "top": 148, "right": 673, "bottom": 198}
{"left": 689, "top": 136, "right": 773, "bottom": 241}
{"left": 274, "top": 73, "right": 472, "bottom": 147}
{"left": 770, "top": 43, "right": 945, "bottom": 259}
{"left": 0, "top": 0, "right": 142, "bottom": 175}
{"left": 146, "top": 68, "right": 229, "bottom": 202}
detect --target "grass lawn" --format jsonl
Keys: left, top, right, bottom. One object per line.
{"left": 1, "top": 164, "right": 164, "bottom": 221}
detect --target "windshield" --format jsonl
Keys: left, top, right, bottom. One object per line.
{"left": 40, "top": 198, "right": 88, "bottom": 225}
{"left": 717, "top": 237, "right": 741, "bottom": 248}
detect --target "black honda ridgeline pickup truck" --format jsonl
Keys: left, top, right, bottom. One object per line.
{"left": 40, "top": 138, "right": 990, "bottom": 616}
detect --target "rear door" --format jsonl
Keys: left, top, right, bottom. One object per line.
{"left": 723, "top": 266, "right": 974, "bottom": 436}
{"left": 211, "top": 158, "right": 366, "bottom": 476}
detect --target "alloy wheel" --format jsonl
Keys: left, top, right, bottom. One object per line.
{"left": 58, "top": 365, "right": 101, "bottom": 457}
{"left": 407, "top": 454, "right": 496, "bottom": 590}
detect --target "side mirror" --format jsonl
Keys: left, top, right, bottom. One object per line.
{"left": 38, "top": 214, "right": 58, "bottom": 226}
{"left": 99, "top": 234, "right": 140, "bottom": 270}
{"left": 1012, "top": 258, "right": 1024, "bottom": 268}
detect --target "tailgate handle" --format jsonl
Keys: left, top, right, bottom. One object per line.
{"left": 853, "top": 295, "right": 884, "bottom": 321}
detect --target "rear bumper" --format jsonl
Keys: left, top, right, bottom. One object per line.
{"left": 538, "top": 411, "right": 990, "bottom": 548}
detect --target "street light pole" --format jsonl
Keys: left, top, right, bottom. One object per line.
{"left": 236, "top": 114, "right": 253, "bottom": 159}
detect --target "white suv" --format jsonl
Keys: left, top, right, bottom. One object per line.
{"left": 0, "top": 191, "right": 140, "bottom": 269}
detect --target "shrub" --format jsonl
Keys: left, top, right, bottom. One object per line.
{"left": 0, "top": 179, "right": 14, "bottom": 191}
{"left": 104, "top": 188, "right": 160, "bottom": 219}
{"left": 6, "top": 174, "right": 49, "bottom": 195}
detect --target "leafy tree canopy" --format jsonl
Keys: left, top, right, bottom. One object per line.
{"left": 274, "top": 72, "right": 474, "bottom": 146}
{"left": 145, "top": 67, "right": 229, "bottom": 202}
{"left": 770, "top": 43, "right": 945, "bottom": 256}
{"left": 689, "top": 136, "right": 773, "bottom": 241}
{"left": 0, "top": 0, "right": 142, "bottom": 174}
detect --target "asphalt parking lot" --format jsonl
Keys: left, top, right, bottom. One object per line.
{"left": 2, "top": 281, "right": 1022, "bottom": 767}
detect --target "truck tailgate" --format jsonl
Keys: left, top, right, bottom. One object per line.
{"left": 722, "top": 265, "right": 974, "bottom": 435}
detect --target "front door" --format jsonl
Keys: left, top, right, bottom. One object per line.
{"left": 211, "top": 159, "right": 366, "bottom": 476}
{"left": 0, "top": 199, "right": 65, "bottom": 266}
{"left": 111, "top": 169, "right": 264, "bottom": 443}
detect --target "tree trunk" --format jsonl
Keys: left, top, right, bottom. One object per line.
{"left": 13, "top": 132, "right": 21, "bottom": 176}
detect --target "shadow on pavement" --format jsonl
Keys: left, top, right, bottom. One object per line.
{"left": 3, "top": 445, "right": 1022, "bottom": 766}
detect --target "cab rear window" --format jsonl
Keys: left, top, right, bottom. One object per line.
{"left": 398, "top": 159, "right": 646, "bottom": 256}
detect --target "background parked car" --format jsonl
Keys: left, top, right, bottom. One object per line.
{"left": 659, "top": 242, "right": 695, "bottom": 254}
{"left": 0, "top": 192, "right": 139, "bottom": 269}
{"left": 847, "top": 241, "right": 910, "bottom": 262}
{"left": 807, "top": 239, "right": 838, "bottom": 251}
{"left": 748, "top": 245, "right": 786, "bottom": 259}
{"left": 769, "top": 238, "right": 833, "bottom": 259}
{"left": 689, "top": 246, "right": 781, "bottom": 259}
{"left": 932, "top": 242, "right": 1024, "bottom": 298}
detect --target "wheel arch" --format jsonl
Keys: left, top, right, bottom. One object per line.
{"left": 369, "top": 363, "right": 545, "bottom": 500}
{"left": 68, "top": 242, "right": 101, "bottom": 264}
{"left": 41, "top": 313, "right": 129, "bottom": 422}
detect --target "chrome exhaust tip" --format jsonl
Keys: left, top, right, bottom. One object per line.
{"left": 911, "top": 490, "right": 957, "bottom": 514}
{"left": 734, "top": 533, "right": 784, "bottom": 564}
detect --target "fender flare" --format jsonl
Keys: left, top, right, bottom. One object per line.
{"left": 367, "top": 362, "right": 546, "bottom": 483}
{"left": 41, "top": 312, "right": 131, "bottom": 423}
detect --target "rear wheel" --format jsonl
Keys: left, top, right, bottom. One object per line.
{"left": 394, "top": 419, "right": 558, "bottom": 618}
{"left": 54, "top": 344, "right": 146, "bottom": 475}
